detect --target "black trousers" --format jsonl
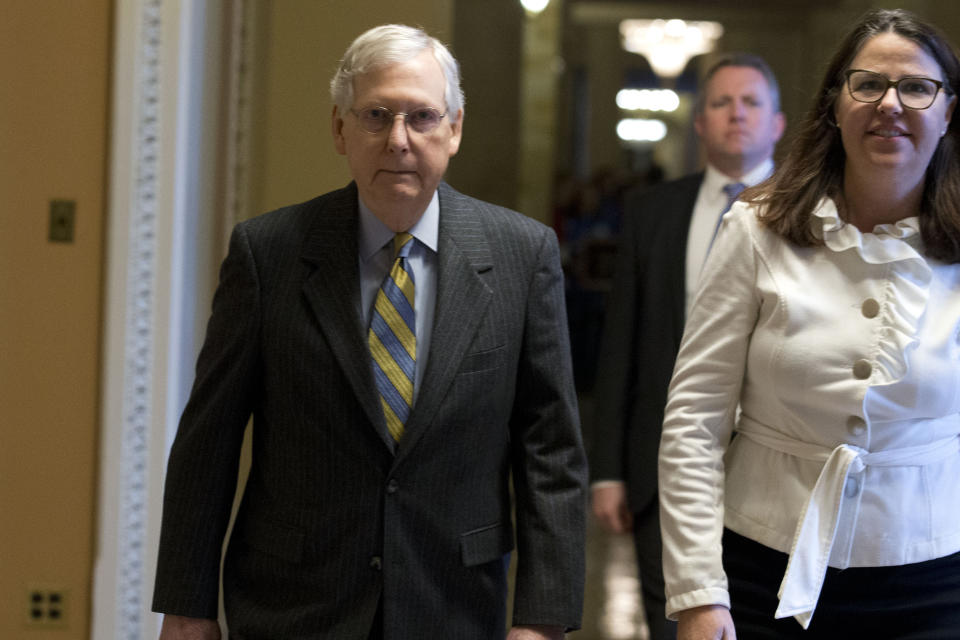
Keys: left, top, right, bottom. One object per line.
{"left": 368, "top": 597, "right": 383, "bottom": 640}
{"left": 723, "top": 528, "right": 960, "bottom": 639}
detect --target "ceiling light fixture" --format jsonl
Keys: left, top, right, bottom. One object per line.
{"left": 520, "top": 0, "right": 550, "bottom": 14}
{"left": 620, "top": 19, "right": 724, "bottom": 78}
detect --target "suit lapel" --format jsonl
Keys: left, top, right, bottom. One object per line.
{"left": 395, "top": 184, "right": 493, "bottom": 464}
{"left": 300, "top": 184, "right": 397, "bottom": 453}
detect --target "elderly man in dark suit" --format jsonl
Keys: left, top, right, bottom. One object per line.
{"left": 152, "top": 24, "right": 586, "bottom": 640}
{"left": 587, "top": 53, "right": 784, "bottom": 640}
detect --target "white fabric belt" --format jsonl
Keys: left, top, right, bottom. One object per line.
{"left": 737, "top": 417, "right": 960, "bottom": 629}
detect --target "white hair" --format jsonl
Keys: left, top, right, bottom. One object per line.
{"left": 330, "top": 24, "right": 464, "bottom": 115}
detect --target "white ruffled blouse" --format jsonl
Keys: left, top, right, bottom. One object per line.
{"left": 658, "top": 198, "right": 960, "bottom": 628}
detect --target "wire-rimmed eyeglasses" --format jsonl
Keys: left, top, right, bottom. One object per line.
{"left": 349, "top": 106, "right": 447, "bottom": 134}
{"left": 844, "top": 69, "right": 951, "bottom": 110}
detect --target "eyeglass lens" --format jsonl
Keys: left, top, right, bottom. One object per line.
{"left": 847, "top": 70, "right": 940, "bottom": 109}
{"left": 355, "top": 107, "right": 444, "bottom": 133}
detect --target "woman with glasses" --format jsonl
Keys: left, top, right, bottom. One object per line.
{"left": 658, "top": 8, "right": 960, "bottom": 639}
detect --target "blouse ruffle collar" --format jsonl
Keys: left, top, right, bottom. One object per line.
{"left": 812, "top": 198, "right": 930, "bottom": 386}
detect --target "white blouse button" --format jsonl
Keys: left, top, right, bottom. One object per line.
{"left": 861, "top": 298, "right": 880, "bottom": 318}
{"left": 844, "top": 476, "right": 861, "bottom": 498}
{"left": 846, "top": 416, "right": 867, "bottom": 436}
{"left": 843, "top": 478, "right": 860, "bottom": 498}
{"left": 853, "top": 359, "right": 872, "bottom": 380}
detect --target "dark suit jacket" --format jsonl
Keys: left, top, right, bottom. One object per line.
{"left": 588, "top": 173, "right": 703, "bottom": 513}
{"left": 152, "top": 182, "right": 587, "bottom": 639}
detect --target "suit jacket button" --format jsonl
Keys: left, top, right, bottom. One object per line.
{"left": 387, "top": 479, "right": 399, "bottom": 494}
{"left": 370, "top": 556, "right": 382, "bottom": 570}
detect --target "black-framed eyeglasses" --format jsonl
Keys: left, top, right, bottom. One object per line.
{"left": 349, "top": 106, "right": 447, "bottom": 134}
{"left": 844, "top": 69, "right": 951, "bottom": 110}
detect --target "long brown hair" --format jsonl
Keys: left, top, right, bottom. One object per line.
{"left": 749, "top": 8, "right": 960, "bottom": 262}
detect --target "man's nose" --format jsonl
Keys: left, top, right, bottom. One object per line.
{"left": 387, "top": 115, "right": 410, "bottom": 151}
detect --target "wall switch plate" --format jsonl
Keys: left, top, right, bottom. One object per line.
{"left": 49, "top": 199, "right": 76, "bottom": 243}
{"left": 25, "top": 585, "right": 68, "bottom": 629}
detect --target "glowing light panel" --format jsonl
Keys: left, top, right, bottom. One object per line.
{"left": 617, "top": 118, "right": 668, "bottom": 142}
{"left": 616, "top": 88, "right": 680, "bottom": 112}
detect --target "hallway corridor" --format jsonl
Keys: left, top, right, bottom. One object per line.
{"left": 579, "top": 518, "right": 650, "bottom": 639}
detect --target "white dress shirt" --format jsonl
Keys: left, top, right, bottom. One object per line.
{"left": 684, "top": 160, "right": 773, "bottom": 316}
{"left": 659, "top": 198, "right": 960, "bottom": 628}
{"left": 358, "top": 193, "right": 439, "bottom": 403}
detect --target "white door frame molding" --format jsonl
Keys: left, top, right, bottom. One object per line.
{"left": 93, "top": 1, "right": 241, "bottom": 637}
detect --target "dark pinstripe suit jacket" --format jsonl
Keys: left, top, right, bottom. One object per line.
{"left": 588, "top": 173, "right": 703, "bottom": 513}
{"left": 152, "top": 182, "right": 587, "bottom": 639}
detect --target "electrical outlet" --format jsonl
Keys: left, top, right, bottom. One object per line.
{"left": 49, "top": 199, "right": 76, "bottom": 243}
{"left": 25, "top": 585, "right": 68, "bottom": 629}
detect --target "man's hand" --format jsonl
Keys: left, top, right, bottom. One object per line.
{"left": 677, "top": 605, "right": 736, "bottom": 640}
{"left": 591, "top": 483, "right": 633, "bottom": 533}
{"left": 507, "top": 624, "right": 566, "bottom": 640}
{"left": 159, "top": 614, "right": 221, "bottom": 640}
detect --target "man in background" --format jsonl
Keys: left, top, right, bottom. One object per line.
{"left": 153, "top": 23, "right": 586, "bottom": 640}
{"left": 588, "top": 53, "right": 785, "bottom": 639}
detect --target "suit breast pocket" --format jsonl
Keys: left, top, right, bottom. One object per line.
{"left": 460, "top": 521, "right": 514, "bottom": 567}
{"left": 458, "top": 345, "right": 505, "bottom": 374}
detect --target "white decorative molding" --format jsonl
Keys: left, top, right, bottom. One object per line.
{"left": 224, "top": 0, "right": 255, "bottom": 236}
{"left": 95, "top": 2, "right": 238, "bottom": 638}
{"left": 116, "top": 0, "right": 163, "bottom": 637}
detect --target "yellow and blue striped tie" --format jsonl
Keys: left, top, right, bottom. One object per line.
{"left": 369, "top": 232, "right": 416, "bottom": 441}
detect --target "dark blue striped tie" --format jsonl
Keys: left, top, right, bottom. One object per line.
{"left": 369, "top": 233, "right": 416, "bottom": 441}
{"left": 706, "top": 182, "right": 746, "bottom": 259}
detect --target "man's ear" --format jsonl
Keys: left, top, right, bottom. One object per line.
{"left": 332, "top": 106, "right": 347, "bottom": 155}
{"left": 773, "top": 111, "right": 786, "bottom": 143}
{"left": 447, "top": 109, "right": 464, "bottom": 157}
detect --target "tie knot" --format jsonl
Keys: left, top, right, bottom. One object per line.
{"left": 723, "top": 182, "right": 746, "bottom": 201}
{"left": 393, "top": 232, "right": 414, "bottom": 259}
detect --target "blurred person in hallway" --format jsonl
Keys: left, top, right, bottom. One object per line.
{"left": 587, "top": 52, "right": 784, "bottom": 639}
{"left": 659, "top": 8, "right": 960, "bottom": 638}
{"left": 152, "top": 23, "right": 586, "bottom": 640}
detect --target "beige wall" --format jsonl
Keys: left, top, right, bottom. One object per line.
{"left": 0, "top": 1, "right": 111, "bottom": 638}
{"left": 449, "top": 0, "right": 524, "bottom": 211}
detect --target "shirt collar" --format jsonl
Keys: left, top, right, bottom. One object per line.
{"left": 703, "top": 158, "right": 774, "bottom": 195}
{"left": 358, "top": 191, "right": 440, "bottom": 262}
